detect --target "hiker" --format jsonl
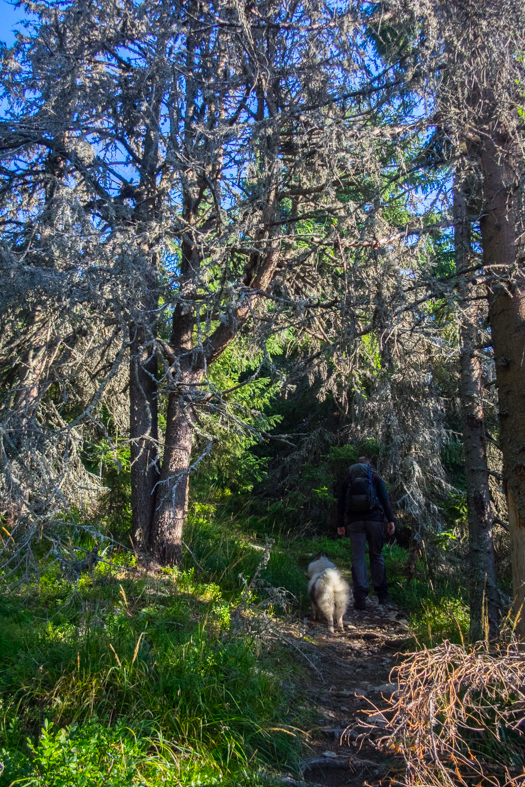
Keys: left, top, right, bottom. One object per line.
{"left": 337, "top": 456, "right": 396, "bottom": 610}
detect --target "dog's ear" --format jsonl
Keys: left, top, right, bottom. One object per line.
{"left": 313, "top": 551, "right": 328, "bottom": 560}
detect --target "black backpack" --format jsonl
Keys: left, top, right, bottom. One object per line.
{"left": 345, "top": 463, "right": 379, "bottom": 514}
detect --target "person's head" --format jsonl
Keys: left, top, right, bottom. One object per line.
{"left": 358, "top": 455, "right": 371, "bottom": 465}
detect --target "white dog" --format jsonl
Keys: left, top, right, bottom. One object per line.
{"left": 307, "top": 554, "right": 350, "bottom": 633}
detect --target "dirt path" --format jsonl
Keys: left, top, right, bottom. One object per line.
{"left": 278, "top": 598, "right": 410, "bottom": 787}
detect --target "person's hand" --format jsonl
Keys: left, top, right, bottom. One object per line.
{"left": 387, "top": 522, "right": 395, "bottom": 536}
{"left": 337, "top": 526, "right": 346, "bottom": 536}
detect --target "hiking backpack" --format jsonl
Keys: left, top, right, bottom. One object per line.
{"left": 345, "top": 463, "right": 379, "bottom": 514}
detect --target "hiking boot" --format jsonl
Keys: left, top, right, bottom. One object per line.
{"left": 378, "top": 595, "right": 390, "bottom": 606}
{"left": 353, "top": 596, "right": 367, "bottom": 611}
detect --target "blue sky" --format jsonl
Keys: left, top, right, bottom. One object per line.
{"left": 0, "top": 0, "right": 25, "bottom": 46}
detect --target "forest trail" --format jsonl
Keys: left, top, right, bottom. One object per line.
{"left": 278, "top": 598, "right": 411, "bottom": 787}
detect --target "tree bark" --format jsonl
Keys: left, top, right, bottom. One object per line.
{"left": 479, "top": 129, "right": 525, "bottom": 638}
{"left": 454, "top": 172, "right": 499, "bottom": 641}
{"left": 129, "top": 326, "right": 159, "bottom": 550}
{"left": 150, "top": 372, "right": 201, "bottom": 566}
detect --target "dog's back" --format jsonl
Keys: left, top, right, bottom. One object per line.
{"left": 307, "top": 555, "right": 349, "bottom": 633}
{"left": 307, "top": 554, "right": 335, "bottom": 578}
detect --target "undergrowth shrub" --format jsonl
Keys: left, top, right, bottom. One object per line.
{"left": 382, "top": 544, "right": 471, "bottom": 645}
{"left": 9, "top": 718, "right": 197, "bottom": 787}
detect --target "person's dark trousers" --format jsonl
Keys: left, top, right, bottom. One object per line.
{"left": 347, "top": 519, "right": 388, "bottom": 601}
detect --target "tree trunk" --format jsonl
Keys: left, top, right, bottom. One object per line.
{"left": 129, "top": 328, "right": 159, "bottom": 550}
{"left": 508, "top": 490, "right": 525, "bottom": 634}
{"left": 454, "top": 173, "right": 499, "bottom": 641}
{"left": 479, "top": 129, "right": 525, "bottom": 638}
{"left": 149, "top": 229, "right": 280, "bottom": 565}
{"left": 128, "top": 94, "right": 161, "bottom": 550}
{"left": 150, "top": 372, "right": 200, "bottom": 566}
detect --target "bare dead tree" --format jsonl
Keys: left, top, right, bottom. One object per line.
{"left": 4, "top": 0, "right": 523, "bottom": 592}
{"left": 0, "top": 0, "right": 439, "bottom": 566}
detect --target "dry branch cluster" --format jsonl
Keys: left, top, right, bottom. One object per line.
{"left": 380, "top": 642, "right": 525, "bottom": 787}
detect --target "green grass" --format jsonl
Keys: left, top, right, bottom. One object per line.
{"left": 183, "top": 504, "right": 309, "bottom": 607}
{"left": 0, "top": 545, "right": 304, "bottom": 786}
{"left": 8, "top": 718, "right": 222, "bottom": 786}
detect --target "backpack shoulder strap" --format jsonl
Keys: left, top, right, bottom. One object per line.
{"left": 369, "top": 469, "right": 382, "bottom": 510}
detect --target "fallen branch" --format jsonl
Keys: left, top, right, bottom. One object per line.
{"left": 303, "top": 756, "right": 350, "bottom": 770}
{"left": 269, "top": 631, "right": 325, "bottom": 682}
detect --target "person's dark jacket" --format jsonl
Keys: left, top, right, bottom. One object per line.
{"left": 337, "top": 466, "right": 396, "bottom": 527}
